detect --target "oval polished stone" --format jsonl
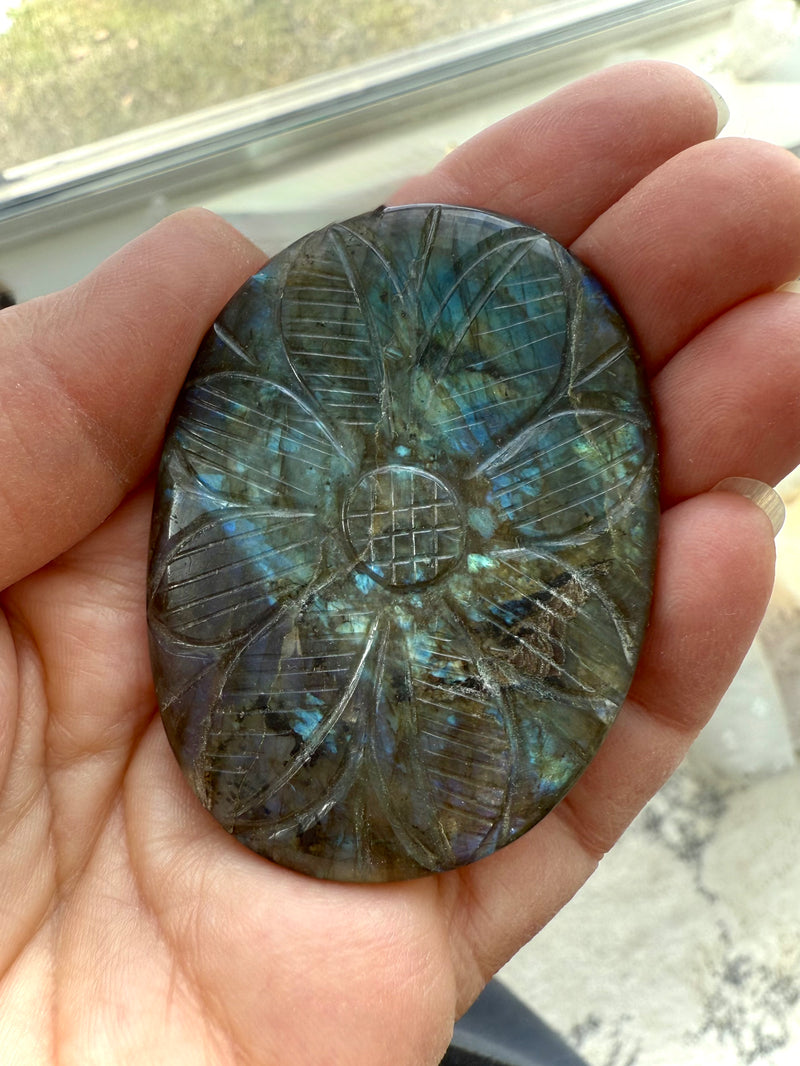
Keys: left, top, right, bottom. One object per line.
{"left": 148, "top": 205, "right": 659, "bottom": 882}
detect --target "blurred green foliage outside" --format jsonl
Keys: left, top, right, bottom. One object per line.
{"left": 1, "top": 0, "right": 536, "bottom": 169}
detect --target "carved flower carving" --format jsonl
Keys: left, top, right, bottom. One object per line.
{"left": 148, "top": 206, "right": 658, "bottom": 881}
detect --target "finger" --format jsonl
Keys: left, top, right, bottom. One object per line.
{"left": 452, "top": 491, "right": 775, "bottom": 984}
{"left": 653, "top": 290, "right": 800, "bottom": 503}
{"left": 0, "top": 209, "right": 265, "bottom": 589}
{"left": 573, "top": 137, "right": 800, "bottom": 370}
{"left": 390, "top": 61, "right": 722, "bottom": 244}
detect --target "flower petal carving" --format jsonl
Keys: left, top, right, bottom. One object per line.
{"left": 478, "top": 406, "right": 656, "bottom": 546}
{"left": 173, "top": 370, "right": 352, "bottom": 507}
{"left": 454, "top": 548, "right": 630, "bottom": 700}
{"left": 148, "top": 507, "right": 323, "bottom": 645}
{"left": 278, "top": 222, "right": 408, "bottom": 435}
{"left": 197, "top": 575, "right": 383, "bottom": 843}
{"left": 412, "top": 227, "right": 568, "bottom": 464}
{"left": 365, "top": 607, "right": 518, "bottom": 871}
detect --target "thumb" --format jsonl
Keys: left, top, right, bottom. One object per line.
{"left": 0, "top": 208, "right": 264, "bottom": 589}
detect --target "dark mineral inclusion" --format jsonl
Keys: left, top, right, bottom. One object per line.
{"left": 147, "top": 204, "right": 659, "bottom": 882}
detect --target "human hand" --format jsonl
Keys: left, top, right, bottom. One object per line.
{"left": 1, "top": 61, "right": 799, "bottom": 1065}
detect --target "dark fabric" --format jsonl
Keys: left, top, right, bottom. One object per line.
{"left": 0, "top": 287, "right": 15, "bottom": 309}
{"left": 440, "top": 980, "right": 589, "bottom": 1066}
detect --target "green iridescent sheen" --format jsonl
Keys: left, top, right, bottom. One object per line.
{"left": 147, "top": 204, "right": 659, "bottom": 882}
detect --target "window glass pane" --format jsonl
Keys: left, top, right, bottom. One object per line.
{"left": 0, "top": 0, "right": 559, "bottom": 169}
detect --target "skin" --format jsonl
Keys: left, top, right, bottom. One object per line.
{"left": 0, "top": 60, "right": 800, "bottom": 1065}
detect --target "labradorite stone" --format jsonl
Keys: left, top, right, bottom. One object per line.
{"left": 148, "top": 204, "right": 659, "bottom": 882}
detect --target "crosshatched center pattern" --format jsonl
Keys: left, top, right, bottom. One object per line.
{"left": 148, "top": 204, "right": 660, "bottom": 883}
{"left": 344, "top": 465, "right": 464, "bottom": 588}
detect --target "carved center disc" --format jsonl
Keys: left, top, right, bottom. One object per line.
{"left": 344, "top": 465, "right": 464, "bottom": 588}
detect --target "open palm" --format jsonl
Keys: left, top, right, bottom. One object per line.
{"left": 2, "top": 62, "right": 800, "bottom": 1065}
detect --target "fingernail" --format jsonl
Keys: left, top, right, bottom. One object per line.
{"left": 711, "top": 477, "right": 785, "bottom": 536}
{"left": 699, "top": 76, "right": 730, "bottom": 136}
{"left": 778, "top": 279, "right": 800, "bottom": 294}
